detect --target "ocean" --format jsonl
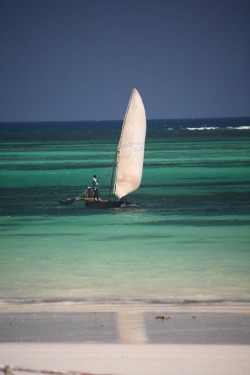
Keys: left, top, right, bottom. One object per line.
{"left": 0, "top": 118, "right": 250, "bottom": 307}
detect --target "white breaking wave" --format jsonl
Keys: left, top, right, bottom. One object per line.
{"left": 227, "top": 126, "right": 250, "bottom": 130}
{"left": 185, "top": 125, "right": 250, "bottom": 131}
{"left": 186, "top": 126, "right": 219, "bottom": 131}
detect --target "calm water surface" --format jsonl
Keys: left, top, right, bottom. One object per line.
{"left": 0, "top": 118, "right": 250, "bottom": 306}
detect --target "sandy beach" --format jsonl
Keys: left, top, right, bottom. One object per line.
{"left": 0, "top": 303, "right": 250, "bottom": 375}
{"left": 1, "top": 343, "right": 250, "bottom": 375}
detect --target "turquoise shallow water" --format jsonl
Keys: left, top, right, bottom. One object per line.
{"left": 0, "top": 119, "right": 250, "bottom": 305}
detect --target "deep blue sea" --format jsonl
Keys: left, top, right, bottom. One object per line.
{"left": 0, "top": 118, "right": 250, "bottom": 306}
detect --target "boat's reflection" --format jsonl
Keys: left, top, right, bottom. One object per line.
{"left": 116, "top": 311, "right": 147, "bottom": 343}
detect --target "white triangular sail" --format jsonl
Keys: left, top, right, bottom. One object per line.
{"left": 113, "top": 87, "right": 146, "bottom": 199}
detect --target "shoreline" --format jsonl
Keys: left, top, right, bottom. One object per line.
{"left": 1, "top": 300, "right": 250, "bottom": 314}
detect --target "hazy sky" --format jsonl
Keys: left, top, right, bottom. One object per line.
{"left": 0, "top": 0, "right": 249, "bottom": 121}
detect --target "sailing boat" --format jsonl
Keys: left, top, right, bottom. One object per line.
{"left": 85, "top": 86, "right": 146, "bottom": 208}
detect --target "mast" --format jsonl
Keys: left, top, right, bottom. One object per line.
{"left": 108, "top": 151, "right": 118, "bottom": 201}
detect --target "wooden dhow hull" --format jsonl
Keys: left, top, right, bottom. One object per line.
{"left": 84, "top": 198, "right": 124, "bottom": 208}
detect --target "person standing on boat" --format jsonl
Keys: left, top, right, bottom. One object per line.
{"left": 92, "top": 175, "right": 101, "bottom": 200}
